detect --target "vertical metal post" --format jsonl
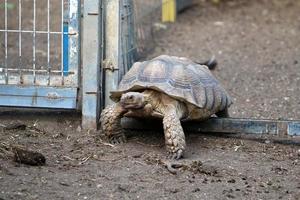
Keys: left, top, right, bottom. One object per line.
{"left": 18, "top": 0, "right": 22, "bottom": 84}
{"left": 33, "top": 0, "right": 36, "bottom": 84}
{"left": 104, "top": 0, "right": 121, "bottom": 106}
{"left": 82, "top": 0, "right": 101, "bottom": 129}
{"left": 68, "top": 0, "right": 80, "bottom": 87}
{"left": 162, "top": 0, "right": 176, "bottom": 22}
{"left": 4, "top": 0, "right": 8, "bottom": 84}
{"left": 61, "top": 0, "right": 64, "bottom": 85}
{"left": 47, "top": 0, "right": 50, "bottom": 85}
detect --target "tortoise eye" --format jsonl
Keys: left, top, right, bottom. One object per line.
{"left": 128, "top": 96, "right": 133, "bottom": 99}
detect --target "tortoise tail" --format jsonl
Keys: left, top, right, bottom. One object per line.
{"left": 197, "top": 55, "right": 217, "bottom": 70}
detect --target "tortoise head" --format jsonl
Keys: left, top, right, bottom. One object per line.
{"left": 120, "top": 92, "right": 146, "bottom": 109}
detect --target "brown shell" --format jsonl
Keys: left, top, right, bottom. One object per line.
{"left": 110, "top": 55, "right": 232, "bottom": 111}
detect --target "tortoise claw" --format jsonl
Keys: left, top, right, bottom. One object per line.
{"left": 167, "top": 149, "right": 184, "bottom": 160}
{"left": 109, "top": 133, "right": 126, "bottom": 144}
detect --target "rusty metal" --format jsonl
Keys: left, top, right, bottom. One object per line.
{"left": 81, "top": 0, "right": 102, "bottom": 129}
{"left": 104, "top": 0, "right": 121, "bottom": 106}
{"left": 121, "top": 117, "right": 300, "bottom": 137}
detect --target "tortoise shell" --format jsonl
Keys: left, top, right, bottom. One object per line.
{"left": 110, "top": 55, "right": 232, "bottom": 112}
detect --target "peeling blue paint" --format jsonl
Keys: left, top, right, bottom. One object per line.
{"left": 0, "top": 85, "right": 77, "bottom": 108}
{"left": 63, "top": 23, "right": 69, "bottom": 76}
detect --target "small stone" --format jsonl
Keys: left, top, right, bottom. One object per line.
{"left": 214, "top": 21, "right": 224, "bottom": 26}
{"left": 226, "top": 194, "right": 235, "bottom": 199}
{"left": 76, "top": 125, "right": 82, "bottom": 132}
{"left": 227, "top": 179, "right": 236, "bottom": 183}
{"left": 192, "top": 188, "right": 200, "bottom": 193}
{"left": 59, "top": 182, "right": 70, "bottom": 186}
{"left": 265, "top": 140, "right": 271, "bottom": 144}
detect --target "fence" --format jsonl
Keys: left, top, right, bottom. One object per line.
{"left": 0, "top": 0, "right": 192, "bottom": 128}
{"left": 120, "top": 0, "right": 191, "bottom": 79}
{"left": 106, "top": 0, "right": 193, "bottom": 105}
{"left": 0, "top": 0, "right": 80, "bottom": 109}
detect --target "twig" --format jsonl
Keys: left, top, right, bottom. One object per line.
{"left": 79, "top": 155, "right": 91, "bottom": 165}
{"left": 135, "top": 141, "right": 163, "bottom": 147}
{"left": 0, "top": 123, "right": 6, "bottom": 127}
{"left": 101, "top": 142, "right": 115, "bottom": 148}
{"left": 97, "top": 138, "right": 116, "bottom": 148}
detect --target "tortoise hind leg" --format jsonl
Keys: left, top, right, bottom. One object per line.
{"left": 163, "top": 109, "right": 186, "bottom": 159}
{"left": 100, "top": 103, "right": 126, "bottom": 144}
{"left": 215, "top": 108, "right": 229, "bottom": 118}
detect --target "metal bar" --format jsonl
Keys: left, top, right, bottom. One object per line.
{"left": 82, "top": 0, "right": 101, "bottom": 129}
{"left": 68, "top": 0, "right": 80, "bottom": 103}
{"left": 18, "top": 0, "right": 22, "bottom": 84}
{"left": 0, "top": 30, "right": 64, "bottom": 34}
{"left": 100, "top": 0, "right": 105, "bottom": 110}
{"left": 47, "top": 0, "right": 50, "bottom": 85}
{"left": 63, "top": 23, "right": 69, "bottom": 76}
{"left": 4, "top": 0, "right": 8, "bottom": 84}
{"left": 162, "top": 0, "right": 176, "bottom": 22}
{"left": 0, "top": 68, "right": 74, "bottom": 73}
{"left": 32, "top": 0, "right": 36, "bottom": 84}
{"left": 121, "top": 117, "right": 300, "bottom": 136}
{"left": 0, "top": 85, "right": 77, "bottom": 109}
{"left": 120, "top": 2, "right": 126, "bottom": 81}
{"left": 127, "top": 0, "right": 136, "bottom": 69}
{"left": 61, "top": 0, "right": 64, "bottom": 85}
{"left": 0, "top": 85, "right": 77, "bottom": 97}
{"left": 104, "top": 0, "right": 121, "bottom": 106}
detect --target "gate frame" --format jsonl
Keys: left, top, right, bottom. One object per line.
{"left": 0, "top": 0, "right": 81, "bottom": 109}
{"left": 81, "top": 0, "right": 103, "bottom": 129}
{"left": 81, "top": 0, "right": 121, "bottom": 129}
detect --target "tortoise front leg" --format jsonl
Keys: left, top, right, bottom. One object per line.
{"left": 163, "top": 109, "right": 186, "bottom": 159}
{"left": 100, "top": 103, "right": 126, "bottom": 144}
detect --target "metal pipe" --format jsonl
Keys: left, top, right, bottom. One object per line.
{"left": 32, "top": 0, "right": 36, "bottom": 84}
{"left": 0, "top": 30, "right": 63, "bottom": 34}
{"left": 4, "top": 0, "right": 8, "bottom": 84}
{"left": 47, "top": 0, "right": 51, "bottom": 85}
{"left": 104, "top": 0, "right": 121, "bottom": 106}
{"left": 18, "top": 0, "right": 22, "bottom": 83}
{"left": 122, "top": 117, "right": 300, "bottom": 136}
{"left": 81, "top": 0, "right": 101, "bottom": 129}
{"left": 61, "top": 0, "right": 64, "bottom": 85}
{"left": 0, "top": 68, "right": 71, "bottom": 73}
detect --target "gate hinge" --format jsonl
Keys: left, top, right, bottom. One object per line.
{"left": 102, "top": 59, "right": 119, "bottom": 71}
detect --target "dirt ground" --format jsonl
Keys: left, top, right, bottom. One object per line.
{"left": 1, "top": 0, "right": 300, "bottom": 199}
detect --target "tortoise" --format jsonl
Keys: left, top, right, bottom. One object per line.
{"left": 100, "top": 55, "right": 232, "bottom": 159}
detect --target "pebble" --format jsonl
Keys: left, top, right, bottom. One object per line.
{"left": 265, "top": 140, "right": 271, "bottom": 144}
{"left": 214, "top": 21, "right": 224, "bottom": 26}
{"left": 76, "top": 125, "right": 82, "bottom": 132}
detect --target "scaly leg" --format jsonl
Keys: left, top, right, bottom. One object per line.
{"left": 100, "top": 103, "right": 126, "bottom": 144}
{"left": 163, "top": 109, "right": 186, "bottom": 159}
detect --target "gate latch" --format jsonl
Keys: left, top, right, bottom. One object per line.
{"left": 47, "top": 92, "right": 61, "bottom": 100}
{"left": 102, "top": 59, "right": 119, "bottom": 71}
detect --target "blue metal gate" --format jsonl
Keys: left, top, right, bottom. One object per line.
{"left": 0, "top": 0, "right": 80, "bottom": 109}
